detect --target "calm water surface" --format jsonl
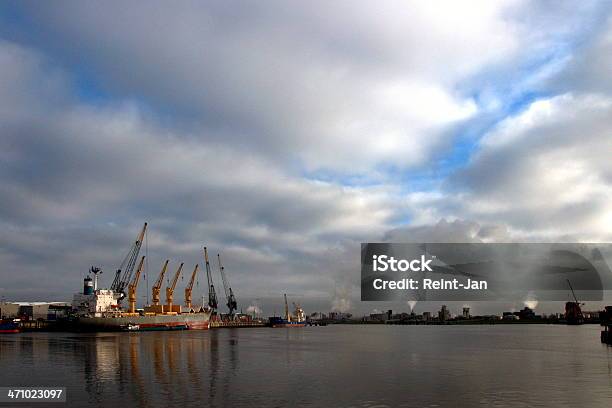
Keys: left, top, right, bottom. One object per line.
{"left": 1, "top": 325, "right": 611, "bottom": 407}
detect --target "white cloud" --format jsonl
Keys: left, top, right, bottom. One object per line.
{"left": 10, "top": 0, "right": 579, "bottom": 173}
{"left": 443, "top": 93, "right": 612, "bottom": 241}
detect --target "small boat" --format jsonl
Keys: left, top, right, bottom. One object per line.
{"left": 268, "top": 317, "right": 307, "bottom": 327}
{"left": 0, "top": 318, "right": 20, "bottom": 333}
{"left": 269, "top": 294, "right": 307, "bottom": 328}
{"left": 120, "top": 323, "right": 140, "bottom": 331}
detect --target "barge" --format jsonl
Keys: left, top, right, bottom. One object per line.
{"left": 0, "top": 318, "right": 20, "bottom": 333}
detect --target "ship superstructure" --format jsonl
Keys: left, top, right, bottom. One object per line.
{"left": 72, "top": 267, "right": 119, "bottom": 317}
{"left": 269, "top": 294, "right": 306, "bottom": 327}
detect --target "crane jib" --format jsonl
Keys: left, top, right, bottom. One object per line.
{"left": 217, "top": 253, "right": 238, "bottom": 315}
{"left": 203, "top": 247, "right": 218, "bottom": 311}
{"left": 111, "top": 223, "right": 147, "bottom": 297}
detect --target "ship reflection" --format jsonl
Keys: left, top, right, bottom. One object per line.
{"left": 80, "top": 330, "right": 240, "bottom": 406}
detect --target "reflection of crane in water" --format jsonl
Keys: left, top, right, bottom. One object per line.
{"left": 186, "top": 338, "right": 202, "bottom": 391}
{"left": 565, "top": 279, "right": 584, "bottom": 325}
{"left": 208, "top": 330, "right": 219, "bottom": 405}
{"left": 128, "top": 336, "right": 149, "bottom": 408}
{"left": 205, "top": 330, "right": 238, "bottom": 406}
{"left": 153, "top": 336, "right": 167, "bottom": 386}
{"left": 165, "top": 336, "right": 178, "bottom": 378}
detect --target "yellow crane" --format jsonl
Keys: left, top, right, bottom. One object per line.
{"left": 128, "top": 256, "right": 146, "bottom": 314}
{"left": 165, "top": 262, "right": 184, "bottom": 313}
{"left": 152, "top": 259, "right": 169, "bottom": 306}
{"left": 184, "top": 264, "right": 199, "bottom": 309}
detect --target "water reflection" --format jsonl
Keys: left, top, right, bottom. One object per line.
{"left": 1, "top": 326, "right": 612, "bottom": 407}
{"left": 94, "top": 330, "right": 244, "bottom": 406}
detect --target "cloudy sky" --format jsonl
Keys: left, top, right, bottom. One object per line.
{"left": 1, "top": 1, "right": 611, "bottom": 315}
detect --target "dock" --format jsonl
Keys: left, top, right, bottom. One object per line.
{"left": 210, "top": 320, "right": 266, "bottom": 328}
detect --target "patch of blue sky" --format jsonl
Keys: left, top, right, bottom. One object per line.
{"left": 72, "top": 66, "right": 112, "bottom": 105}
{"left": 302, "top": 31, "right": 587, "bottom": 193}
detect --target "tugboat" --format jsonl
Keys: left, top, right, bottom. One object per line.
{"left": 269, "top": 294, "right": 306, "bottom": 327}
{"left": 0, "top": 318, "right": 20, "bottom": 333}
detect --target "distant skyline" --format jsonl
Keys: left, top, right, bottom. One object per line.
{"left": 1, "top": 2, "right": 611, "bottom": 315}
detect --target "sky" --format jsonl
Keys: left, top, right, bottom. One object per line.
{"left": 1, "top": 1, "right": 611, "bottom": 316}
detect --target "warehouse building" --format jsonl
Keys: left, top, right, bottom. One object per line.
{"left": 0, "top": 302, "right": 70, "bottom": 320}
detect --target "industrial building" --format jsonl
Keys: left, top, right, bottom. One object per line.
{"left": 438, "top": 305, "right": 451, "bottom": 321}
{"left": 0, "top": 302, "right": 70, "bottom": 320}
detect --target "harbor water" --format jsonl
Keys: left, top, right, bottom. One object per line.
{"left": 1, "top": 325, "right": 612, "bottom": 407}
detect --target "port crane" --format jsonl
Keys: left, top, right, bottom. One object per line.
{"left": 128, "top": 256, "right": 146, "bottom": 314}
{"left": 217, "top": 253, "right": 238, "bottom": 317}
{"left": 152, "top": 259, "right": 169, "bottom": 306}
{"left": 203, "top": 247, "right": 218, "bottom": 313}
{"left": 284, "top": 293, "right": 290, "bottom": 322}
{"left": 111, "top": 222, "right": 147, "bottom": 299}
{"left": 566, "top": 279, "right": 584, "bottom": 324}
{"left": 184, "top": 264, "right": 199, "bottom": 309}
{"left": 568, "top": 279, "right": 582, "bottom": 304}
{"left": 165, "top": 262, "right": 184, "bottom": 313}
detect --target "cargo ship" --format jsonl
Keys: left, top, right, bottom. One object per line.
{"left": 70, "top": 223, "right": 211, "bottom": 331}
{"left": 74, "top": 313, "right": 210, "bottom": 331}
{"left": 269, "top": 294, "right": 306, "bottom": 327}
{"left": 72, "top": 272, "right": 211, "bottom": 331}
{"left": 0, "top": 318, "right": 20, "bottom": 333}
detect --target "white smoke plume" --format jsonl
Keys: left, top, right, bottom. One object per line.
{"left": 246, "top": 304, "right": 262, "bottom": 316}
{"left": 407, "top": 300, "right": 417, "bottom": 312}
{"left": 523, "top": 291, "right": 539, "bottom": 309}
{"left": 331, "top": 283, "right": 352, "bottom": 313}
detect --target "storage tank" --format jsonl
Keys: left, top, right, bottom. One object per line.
{"left": 83, "top": 276, "right": 94, "bottom": 295}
